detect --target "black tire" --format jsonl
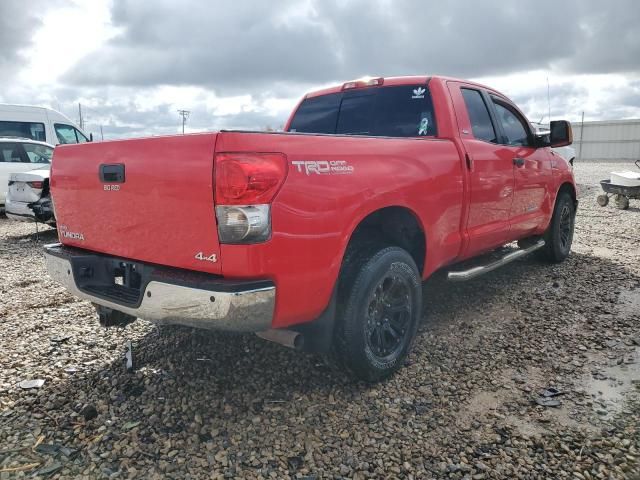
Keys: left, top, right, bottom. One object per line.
{"left": 334, "top": 245, "right": 422, "bottom": 382}
{"left": 615, "top": 194, "right": 630, "bottom": 210}
{"left": 538, "top": 191, "right": 575, "bottom": 263}
{"left": 596, "top": 194, "right": 609, "bottom": 207}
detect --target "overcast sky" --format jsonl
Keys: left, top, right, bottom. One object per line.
{"left": 1, "top": 0, "right": 639, "bottom": 139}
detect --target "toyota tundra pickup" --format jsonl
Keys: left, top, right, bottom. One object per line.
{"left": 44, "top": 76, "right": 576, "bottom": 381}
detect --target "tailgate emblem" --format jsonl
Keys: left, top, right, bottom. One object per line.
{"left": 58, "top": 225, "right": 85, "bottom": 241}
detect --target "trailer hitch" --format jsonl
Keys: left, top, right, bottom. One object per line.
{"left": 94, "top": 304, "right": 137, "bottom": 328}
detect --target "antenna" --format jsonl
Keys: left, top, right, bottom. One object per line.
{"left": 547, "top": 77, "right": 551, "bottom": 124}
{"left": 177, "top": 109, "right": 190, "bottom": 134}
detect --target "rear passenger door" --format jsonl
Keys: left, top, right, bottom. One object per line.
{"left": 488, "top": 96, "right": 552, "bottom": 238}
{"left": 448, "top": 82, "right": 515, "bottom": 258}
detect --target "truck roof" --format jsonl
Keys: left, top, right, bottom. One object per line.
{"left": 304, "top": 75, "right": 503, "bottom": 99}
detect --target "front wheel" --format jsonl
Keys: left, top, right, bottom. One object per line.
{"left": 335, "top": 246, "right": 422, "bottom": 382}
{"left": 596, "top": 194, "right": 609, "bottom": 207}
{"left": 539, "top": 191, "right": 576, "bottom": 263}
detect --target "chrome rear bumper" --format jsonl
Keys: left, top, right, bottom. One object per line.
{"left": 44, "top": 243, "right": 275, "bottom": 332}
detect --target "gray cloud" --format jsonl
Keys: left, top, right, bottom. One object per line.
{"left": 64, "top": 0, "right": 640, "bottom": 93}
{"left": 2, "top": 0, "right": 639, "bottom": 139}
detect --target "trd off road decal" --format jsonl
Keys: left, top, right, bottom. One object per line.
{"left": 291, "top": 160, "right": 354, "bottom": 175}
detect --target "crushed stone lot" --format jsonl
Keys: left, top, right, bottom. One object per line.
{"left": 1, "top": 162, "right": 639, "bottom": 479}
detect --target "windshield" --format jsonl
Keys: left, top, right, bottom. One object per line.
{"left": 288, "top": 84, "right": 437, "bottom": 137}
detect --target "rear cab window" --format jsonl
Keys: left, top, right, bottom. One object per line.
{"left": 288, "top": 84, "right": 437, "bottom": 137}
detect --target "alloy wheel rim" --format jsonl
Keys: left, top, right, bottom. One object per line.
{"left": 559, "top": 204, "right": 573, "bottom": 250}
{"left": 365, "top": 274, "right": 412, "bottom": 360}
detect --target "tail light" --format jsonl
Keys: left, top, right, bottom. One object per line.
{"left": 214, "top": 153, "right": 287, "bottom": 244}
{"left": 27, "top": 181, "right": 44, "bottom": 189}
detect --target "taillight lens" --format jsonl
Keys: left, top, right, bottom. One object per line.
{"left": 215, "top": 153, "right": 287, "bottom": 205}
{"left": 214, "top": 153, "right": 287, "bottom": 244}
{"left": 216, "top": 205, "right": 271, "bottom": 244}
{"left": 27, "top": 181, "right": 44, "bottom": 189}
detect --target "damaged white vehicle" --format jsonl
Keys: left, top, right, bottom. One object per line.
{"left": 0, "top": 138, "right": 55, "bottom": 224}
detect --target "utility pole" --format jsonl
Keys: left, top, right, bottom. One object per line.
{"left": 177, "top": 109, "right": 190, "bottom": 134}
{"left": 578, "top": 111, "right": 585, "bottom": 160}
{"left": 100, "top": 125, "right": 104, "bottom": 141}
{"left": 78, "top": 103, "right": 84, "bottom": 130}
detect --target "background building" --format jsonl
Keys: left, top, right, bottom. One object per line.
{"left": 572, "top": 119, "right": 640, "bottom": 162}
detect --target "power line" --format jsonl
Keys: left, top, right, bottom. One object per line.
{"left": 177, "top": 109, "right": 190, "bottom": 134}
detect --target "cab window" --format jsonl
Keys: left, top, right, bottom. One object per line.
{"left": 0, "top": 121, "right": 46, "bottom": 142}
{"left": 461, "top": 88, "right": 497, "bottom": 143}
{"left": 54, "top": 123, "right": 88, "bottom": 144}
{"left": 289, "top": 84, "right": 438, "bottom": 137}
{"left": 23, "top": 143, "right": 53, "bottom": 163}
{"left": 492, "top": 101, "right": 530, "bottom": 147}
{"left": 0, "top": 143, "right": 26, "bottom": 163}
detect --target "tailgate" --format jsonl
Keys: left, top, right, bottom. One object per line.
{"left": 51, "top": 133, "right": 222, "bottom": 274}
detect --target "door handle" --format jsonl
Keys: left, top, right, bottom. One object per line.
{"left": 465, "top": 153, "right": 473, "bottom": 171}
{"left": 513, "top": 157, "right": 525, "bottom": 167}
{"left": 99, "top": 164, "right": 125, "bottom": 183}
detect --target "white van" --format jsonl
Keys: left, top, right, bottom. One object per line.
{"left": 0, "top": 104, "right": 91, "bottom": 145}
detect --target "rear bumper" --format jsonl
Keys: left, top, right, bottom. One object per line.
{"left": 44, "top": 243, "right": 275, "bottom": 332}
{"left": 5, "top": 199, "right": 37, "bottom": 222}
{"left": 5, "top": 197, "right": 55, "bottom": 224}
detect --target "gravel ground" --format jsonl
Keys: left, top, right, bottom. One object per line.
{"left": 0, "top": 161, "right": 639, "bottom": 479}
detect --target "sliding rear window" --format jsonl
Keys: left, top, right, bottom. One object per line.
{"left": 288, "top": 85, "right": 437, "bottom": 137}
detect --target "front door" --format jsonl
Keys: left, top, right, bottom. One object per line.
{"left": 448, "top": 83, "right": 515, "bottom": 258}
{"left": 487, "top": 96, "right": 553, "bottom": 238}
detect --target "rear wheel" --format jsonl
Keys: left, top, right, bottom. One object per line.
{"left": 334, "top": 246, "right": 422, "bottom": 382}
{"left": 538, "top": 191, "right": 575, "bottom": 263}
{"left": 615, "top": 194, "right": 630, "bottom": 210}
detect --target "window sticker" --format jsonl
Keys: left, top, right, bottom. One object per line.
{"left": 418, "top": 118, "right": 429, "bottom": 135}
{"left": 412, "top": 87, "right": 426, "bottom": 99}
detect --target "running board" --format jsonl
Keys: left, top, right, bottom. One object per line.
{"left": 447, "top": 239, "right": 545, "bottom": 282}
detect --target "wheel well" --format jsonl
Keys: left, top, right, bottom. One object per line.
{"left": 558, "top": 182, "right": 577, "bottom": 207}
{"left": 345, "top": 207, "right": 426, "bottom": 274}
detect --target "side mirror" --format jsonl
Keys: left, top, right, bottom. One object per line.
{"left": 550, "top": 120, "right": 572, "bottom": 148}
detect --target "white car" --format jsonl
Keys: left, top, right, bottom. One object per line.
{"left": 0, "top": 137, "right": 53, "bottom": 211}
{"left": 6, "top": 168, "right": 56, "bottom": 224}
{"left": 531, "top": 122, "right": 576, "bottom": 164}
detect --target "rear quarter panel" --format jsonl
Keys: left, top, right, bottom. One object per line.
{"left": 216, "top": 131, "right": 464, "bottom": 328}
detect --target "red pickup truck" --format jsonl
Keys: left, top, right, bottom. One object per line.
{"left": 45, "top": 76, "right": 576, "bottom": 381}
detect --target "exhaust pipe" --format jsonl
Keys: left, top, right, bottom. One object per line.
{"left": 256, "top": 329, "right": 304, "bottom": 350}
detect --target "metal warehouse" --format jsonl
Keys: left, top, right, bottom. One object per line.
{"left": 572, "top": 118, "right": 640, "bottom": 161}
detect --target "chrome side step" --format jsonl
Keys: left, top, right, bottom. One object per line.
{"left": 447, "top": 240, "right": 545, "bottom": 282}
